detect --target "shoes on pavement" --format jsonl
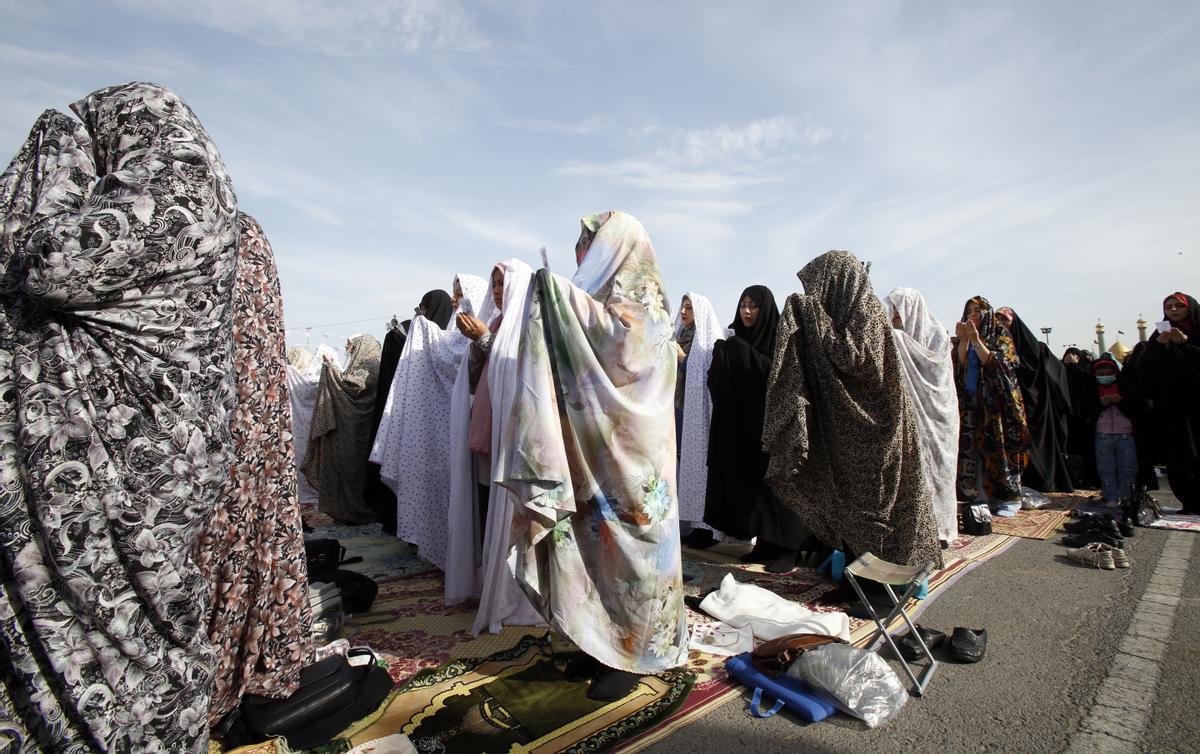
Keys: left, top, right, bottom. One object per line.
{"left": 1066, "top": 542, "right": 1116, "bottom": 570}
{"left": 1064, "top": 517, "right": 1120, "bottom": 537}
{"left": 949, "top": 627, "right": 987, "bottom": 663}
{"left": 1062, "top": 531, "right": 1124, "bottom": 550}
{"left": 896, "top": 625, "right": 947, "bottom": 661}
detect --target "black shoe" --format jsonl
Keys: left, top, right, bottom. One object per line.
{"left": 1117, "top": 517, "right": 1135, "bottom": 538}
{"left": 1064, "top": 517, "right": 1119, "bottom": 537}
{"left": 682, "top": 529, "right": 717, "bottom": 550}
{"left": 739, "top": 543, "right": 784, "bottom": 564}
{"left": 1062, "top": 531, "right": 1124, "bottom": 550}
{"left": 897, "top": 625, "right": 947, "bottom": 661}
{"left": 949, "top": 627, "right": 987, "bottom": 663}
{"left": 588, "top": 669, "right": 642, "bottom": 701}
{"left": 765, "top": 551, "right": 800, "bottom": 574}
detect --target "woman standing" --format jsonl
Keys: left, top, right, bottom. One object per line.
{"left": 703, "top": 286, "right": 785, "bottom": 559}
{"left": 303, "top": 334, "right": 383, "bottom": 523}
{"left": 674, "top": 293, "right": 725, "bottom": 548}
{"left": 198, "top": 214, "right": 313, "bottom": 724}
{"left": 996, "top": 307, "right": 1074, "bottom": 492}
{"left": 763, "top": 253, "right": 941, "bottom": 570}
{"left": 503, "top": 211, "right": 687, "bottom": 701}
{"left": 954, "top": 297, "right": 1031, "bottom": 506}
{"left": 1136, "top": 293, "right": 1200, "bottom": 514}
{"left": 446, "top": 259, "right": 545, "bottom": 632}
{"left": 886, "top": 287, "right": 960, "bottom": 543}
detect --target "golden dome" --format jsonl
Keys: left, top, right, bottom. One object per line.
{"left": 1109, "top": 341, "right": 1130, "bottom": 361}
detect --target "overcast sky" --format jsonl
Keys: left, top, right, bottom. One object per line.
{"left": 2, "top": 0, "right": 1197, "bottom": 354}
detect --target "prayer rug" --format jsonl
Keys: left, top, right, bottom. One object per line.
{"left": 1146, "top": 508, "right": 1200, "bottom": 532}
{"left": 990, "top": 509, "right": 1076, "bottom": 540}
{"left": 320, "top": 634, "right": 694, "bottom": 753}
{"left": 299, "top": 519, "right": 1016, "bottom": 753}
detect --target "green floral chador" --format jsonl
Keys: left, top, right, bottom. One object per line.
{"left": 502, "top": 211, "right": 688, "bottom": 674}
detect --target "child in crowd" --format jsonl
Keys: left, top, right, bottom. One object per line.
{"left": 1085, "top": 353, "right": 1142, "bottom": 507}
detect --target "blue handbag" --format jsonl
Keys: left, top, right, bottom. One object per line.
{"left": 724, "top": 653, "right": 838, "bottom": 723}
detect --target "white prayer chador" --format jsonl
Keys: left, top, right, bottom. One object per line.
{"left": 444, "top": 259, "right": 544, "bottom": 634}
{"left": 289, "top": 344, "right": 339, "bottom": 505}
{"left": 674, "top": 292, "right": 724, "bottom": 526}
{"left": 886, "top": 287, "right": 960, "bottom": 541}
{"left": 370, "top": 275, "right": 486, "bottom": 568}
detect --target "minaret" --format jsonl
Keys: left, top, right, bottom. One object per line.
{"left": 1096, "top": 320, "right": 1107, "bottom": 354}
{"left": 1137, "top": 316, "right": 1147, "bottom": 343}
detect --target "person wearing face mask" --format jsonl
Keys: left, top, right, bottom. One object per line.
{"left": 953, "top": 297, "right": 1031, "bottom": 506}
{"left": 1082, "top": 354, "right": 1145, "bottom": 509}
{"left": 1135, "top": 292, "right": 1200, "bottom": 514}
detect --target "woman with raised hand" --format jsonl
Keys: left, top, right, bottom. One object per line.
{"left": 1136, "top": 292, "right": 1200, "bottom": 514}
{"left": 503, "top": 211, "right": 687, "bottom": 701}
{"left": 995, "top": 306, "right": 1075, "bottom": 493}
{"left": 370, "top": 276, "right": 486, "bottom": 568}
{"left": 953, "top": 297, "right": 1031, "bottom": 506}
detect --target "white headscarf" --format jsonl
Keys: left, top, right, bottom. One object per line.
{"left": 446, "top": 259, "right": 544, "bottom": 634}
{"left": 886, "top": 287, "right": 960, "bottom": 541}
{"left": 370, "top": 272, "right": 483, "bottom": 567}
{"left": 453, "top": 273, "right": 488, "bottom": 326}
{"left": 673, "top": 292, "right": 724, "bottom": 525}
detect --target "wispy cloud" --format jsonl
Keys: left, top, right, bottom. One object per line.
{"left": 497, "top": 114, "right": 617, "bottom": 136}
{"left": 113, "top": 0, "right": 488, "bottom": 56}
{"left": 557, "top": 115, "right": 830, "bottom": 192}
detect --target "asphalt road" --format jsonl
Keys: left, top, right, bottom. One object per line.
{"left": 650, "top": 494, "right": 1198, "bottom": 754}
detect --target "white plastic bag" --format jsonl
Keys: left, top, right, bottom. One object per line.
{"left": 788, "top": 644, "right": 908, "bottom": 728}
{"left": 1020, "top": 486, "right": 1050, "bottom": 510}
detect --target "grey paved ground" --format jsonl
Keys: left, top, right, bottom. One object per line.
{"left": 649, "top": 495, "right": 1198, "bottom": 753}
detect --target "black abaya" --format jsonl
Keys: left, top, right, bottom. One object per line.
{"left": 704, "top": 286, "right": 782, "bottom": 540}
{"left": 365, "top": 322, "right": 408, "bottom": 534}
{"left": 1008, "top": 312, "right": 1075, "bottom": 492}
{"left": 1136, "top": 294, "right": 1200, "bottom": 512}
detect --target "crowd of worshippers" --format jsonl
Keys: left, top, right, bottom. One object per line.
{"left": 4, "top": 82, "right": 1199, "bottom": 753}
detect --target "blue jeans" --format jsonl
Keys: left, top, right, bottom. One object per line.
{"left": 1095, "top": 433, "right": 1137, "bottom": 502}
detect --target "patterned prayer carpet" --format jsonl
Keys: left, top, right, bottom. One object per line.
{"left": 1146, "top": 508, "right": 1200, "bottom": 532}
{"left": 967, "top": 491, "right": 1091, "bottom": 541}
{"left": 319, "top": 634, "right": 694, "bottom": 753}
{"left": 294, "top": 510, "right": 1023, "bottom": 753}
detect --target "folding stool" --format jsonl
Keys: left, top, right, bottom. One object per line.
{"left": 843, "top": 552, "right": 937, "bottom": 696}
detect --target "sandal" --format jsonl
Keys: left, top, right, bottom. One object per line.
{"left": 896, "top": 625, "right": 946, "bottom": 661}
{"left": 949, "top": 627, "right": 987, "bottom": 663}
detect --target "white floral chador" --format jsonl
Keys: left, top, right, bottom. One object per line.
{"left": 503, "top": 211, "right": 688, "bottom": 674}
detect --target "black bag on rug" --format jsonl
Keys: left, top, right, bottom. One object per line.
{"left": 304, "top": 538, "right": 363, "bottom": 582}
{"left": 334, "top": 569, "right": 379, "bottom": 614}
{"left": 962, "top": 503, "right": 993, "bottom": 535}
{"left": 217, "top": 648, "right": 393, "bottom": 750}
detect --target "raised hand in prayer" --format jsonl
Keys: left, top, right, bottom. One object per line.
{"left": 1158, "top": 328, "right": 1187, "bottom": 346}
{"left": 456, "top": 312, "right": 488, "bottom": 341}
{"left": 955, "top": 320, "right": 978, "bottom": 343}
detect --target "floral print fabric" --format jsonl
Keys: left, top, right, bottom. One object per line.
{"left": 195, "top": 213, "right": 313, "bottom": 724}
{"left": 503, "top": 211, "right": 688, "bottom": 674}
{"left": 0, "top": 83, "right": 238, "bottom": 752}
{"left": 954, "top": 296, "right": 1031, "bottom": 503}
